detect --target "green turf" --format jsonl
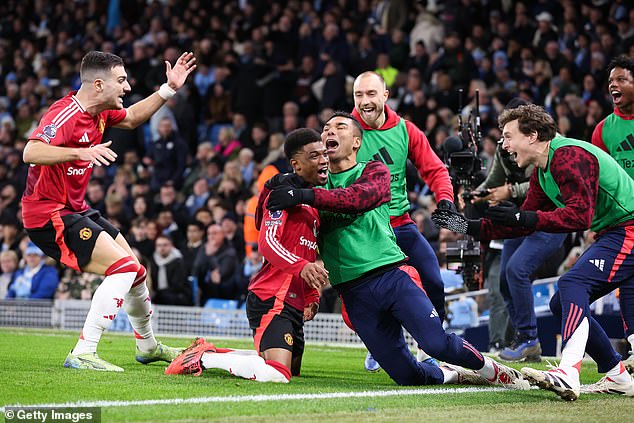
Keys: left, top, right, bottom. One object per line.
{"left": 0, "top": 327, "right": 631, "bottom": 423}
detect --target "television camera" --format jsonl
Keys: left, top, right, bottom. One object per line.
{"left": 442, "top": 89, "right": 484, "bottom": 291}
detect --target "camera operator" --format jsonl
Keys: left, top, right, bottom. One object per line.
{"left": 469, "top": 98, "right": 566, "bottom": 362}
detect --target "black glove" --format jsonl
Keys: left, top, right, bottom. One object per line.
{"left": 431, "top": 209, "right": 481, "bottom": 236}
{"left": 264, "top": 173, "right": 307, "bottom": 190}
{"left": 485, "top": 201, "right": 538, "bottom": 228}
{"left": 437, "top": 199, "right": 457, "bottom": 213}
{"left": 267, "top": 186, "right": 315, "bottom": 211}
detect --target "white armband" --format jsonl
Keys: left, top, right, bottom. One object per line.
{"left": 157, "top": 83, "right": 176, "bottom": 100}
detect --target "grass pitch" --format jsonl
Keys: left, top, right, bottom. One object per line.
{"left": 0, "top": 327, "right": 632, "bottom": 422}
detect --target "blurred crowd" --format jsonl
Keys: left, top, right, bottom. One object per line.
{"left": 0, "top": 0, "right": 632, "bottom": 310}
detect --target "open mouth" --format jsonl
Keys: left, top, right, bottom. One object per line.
{"left": 611, "top": 90, "right": 622, "bottom": 104}
{"left": 508, "top": 152, "right": 518, "bottom": 162}
{"left": 325, "top": 139, "right": 339, "bottom": 153}
{"left": 317, "top": 167, "right": 328, "bottom": 178}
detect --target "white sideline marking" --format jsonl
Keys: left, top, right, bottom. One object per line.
{"left": 1, "top": 387, "right": 504, "bottom": 411}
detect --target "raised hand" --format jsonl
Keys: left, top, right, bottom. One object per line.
{"left": 267, "top": 186, "right": 314, "bottom": 211}
{"left": 77, "top": 140, "right": 117, "bottom": 166}
{"left": 431, "top": 209, "right": 469, "bottom": 234}
{"left": 165, "top": 52, "right": 196, "bottom": 90}
{"left": 264, "top": 173, "right": 306, "bottom": 190}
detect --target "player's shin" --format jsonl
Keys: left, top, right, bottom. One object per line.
{"left": 124, "top": 266, "right": 158, "bottom": 352}
{"left": 201, "top": 351, "right": 290, "bottom": 383}
{"left": 72, "top": 258, "right": 138, "bottom": 355}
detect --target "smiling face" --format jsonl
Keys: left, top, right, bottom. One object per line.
{"left": 290, "top": 141, "right": 329, "bottom": 186}
{"left": 353, "top": 73, "right": 389, "bottom": 128}
{"left": 501, "top": 119, "right": 537, "bottom": 168}
{"left": 321, "top": 115, "right": 362, "bottom": 169}
{"left": 608, "top": 66, "right": 634, "bottom": 114}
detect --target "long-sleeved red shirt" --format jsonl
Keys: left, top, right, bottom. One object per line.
{"left": 479, "top": 145, "right": 633, "bottom": 240}
{"left": 251, "top": 191, "right": 320, "bottom": 311}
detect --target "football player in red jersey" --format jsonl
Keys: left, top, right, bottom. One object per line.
{"left": 166, "top": 128, "right": 329, "bottom": 382}
{"left": 22, "top": 50, "right": 196, "bottom": 371}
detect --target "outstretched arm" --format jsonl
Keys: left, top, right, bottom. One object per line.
{"left": 266, "top": 161, "right": 391, "bottom": 213}
{"left": 23, "top": 140, "right": 117, "bottom": 166}
{"left": 115, "top": 52, "right": 196, "bottom": 129}
{"left": 312, "top": 161, "right": 391, "bottom": 213}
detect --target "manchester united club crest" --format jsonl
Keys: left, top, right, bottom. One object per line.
{"left": 98, "top": 118, "right": 106, "bottom": 134}
{"left": 79, "top": 227, "right": 93, "bottom": 241}
{"left": 284, "top": 333, "right": 293, "bottom": 346}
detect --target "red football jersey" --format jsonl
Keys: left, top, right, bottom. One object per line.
{"left": 22, "top": 92, "right": 126, "bottom": 228}
{"left": 250, "top": 191, "right": 321, "bottom": 311}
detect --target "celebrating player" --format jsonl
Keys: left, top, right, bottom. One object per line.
{"left": 165, "top": 128, "right": 329, "bottom": 382}
{"left": 433, "top": 104, "right": 634, "bottom": 400}
{"left": 268, "top": 112, "right": 529, "bottom": 389}
{"left": 22, "top": 50, "right": 196, "bottom": 371}
{"left": 591, "top": 54, "right": 634, "bottom": 374}
{"left": 351, "top": 71, "right": 454, "bottom": 368}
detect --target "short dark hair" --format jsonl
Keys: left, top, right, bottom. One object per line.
{"left": 284, "top": 128, "right": 322, "bottom": 159}
{"left": 80, "top": 51, "right": 124, "bottom": 82}
{"left": 326, "top": 111, "right": 364, "bottom": 139}
{"left": 498, "top": 104, "right": 557, "bottom": 142}
{"left": 607, "top": 54, "right": 634, "bottom": 78}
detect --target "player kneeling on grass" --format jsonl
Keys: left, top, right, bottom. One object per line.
{"left": 165, "top": 128, "right": 329, "bottom": 382}
{"left": 264, "top": 113, "right": 529, "bottom": 391}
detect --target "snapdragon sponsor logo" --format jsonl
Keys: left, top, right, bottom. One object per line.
{"left": 299, "top": 236, "right": 317, "bottom": 250}
{"left": 66, "top": 163, "right": 94, "bottom": 176}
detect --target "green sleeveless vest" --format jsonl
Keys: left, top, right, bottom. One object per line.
{"left": 318, "top": 162, "right": 405, "bottom": 285}
{"left": 357, "top": 119, "right": 410, "bottom": 217}
{"left": 599, "top": 114, "right": 634, "bottom": 179}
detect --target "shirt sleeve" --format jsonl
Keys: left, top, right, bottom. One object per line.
{"left": 29, "top": 104, "right": 76, "bottom": 147}
{"left": 303, "top": 284, "right": 320, "bottom": 306}
{"left": 105, "top": 109, "right": 127, "bottom": 127}
{"left": 312, "top": 160, "right": 391, "bottom": 213}
{"left": 591, "top": 119, "right": 608, "bottom": 152}
{"left": 405, "top": 119, "right": 454, "bottom": 202}
{"left": 478, "top": 146, "right": 597, "bottom": 240}
{"left": 257, "top": 194, "right": 309, "bottom": 277}
{"left": 313, "top": 161, "right": 392, "bottom": 213}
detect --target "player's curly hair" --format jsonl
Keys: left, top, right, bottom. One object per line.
{"left": 607, "top": 54, "right": 634, "bottom": 79}
{"left": 80, "top": 51, "right": 124, "bottom": 82}
{"left": 284, "top": 128, "right": 322, "bottom": 159}
{"left": 498, "top": 104, "right": 557, "bottom": 142}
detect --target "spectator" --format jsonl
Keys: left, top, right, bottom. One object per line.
{"left": 185, "top": 178, "right": 210, "bottom": 217}
{"left": 150, "top": 235, "right": 191, "bottom": 306}
{"left": 1, "top": 217, "right": 22, "bottom": 254}
{"left": 214, "top": 127, "right": 241, "bottom": 163}
{"left": 194, "top": 223, "right": 241, "bottom": 303}
{"left": 127, "top": 217, "right": 154, "bottom": 261}
{"left": 86, "top": 180, "right": 107, "bottom": 215}
{"left": 6, "top": 243, "right": 59, "bottom": 299}
{"left": 222, "top": 213, "right": 245, "bottom": 262}
{"left": 0, "top": 250, "right": 18, "bottom": 299}
{"left": 144, "top": 116, "right": 188, "bottom": 192}
{"left": 55, "top": 269, "right": 102, "bottom": 301}
{"left": 180, "top": 221, "right": 205, "bottom": 277}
